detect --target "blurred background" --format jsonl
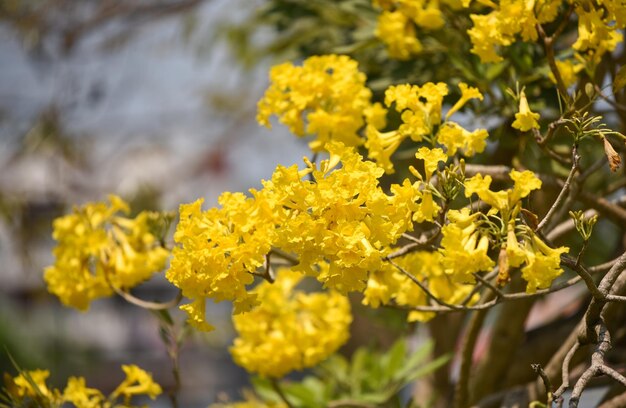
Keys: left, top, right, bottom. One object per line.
{"left": 0, "top": 0, "right": 310, "bottom": 406}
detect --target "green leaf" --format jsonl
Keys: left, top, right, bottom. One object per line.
{"left": 404, "top": 354, "right": 451, "bottom": 383}
{"left": 393, "top": 340, "right": 434, "bottom": 381}
{"left": 613, "top": 65, "right": 626, "bottom": 94}
{"left": 349, "top": 347, "right": 369, "bottom": 395}
{"left": 250, "top": 377, "right": 277, "bottom": 402}
{"left": 383, "top": 338, "right": 406, "bottom": 384}
{"left": 283, "top": 380, "right": 326, "bottom": 408}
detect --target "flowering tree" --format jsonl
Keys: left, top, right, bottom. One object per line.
{"left": 4, "top": 0, "right": 626, "bottom": 407}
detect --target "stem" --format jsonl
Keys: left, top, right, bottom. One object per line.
{"left": 271, "top": 379, "right": 294, "bottom": 408}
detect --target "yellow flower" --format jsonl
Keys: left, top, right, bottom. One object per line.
{"left": 230, "top": 269, "right": 351, "bottom": 378}
{"left": 437, "top": 122, "right": 489, "bottom": 157}
{"left": 446, "top": 82, "right": 484, "bottom": 119}
{"left": 415, "top": 146, "right": 447, "bottom": 180}
{"left": 521, "top": 235, "right": 569, "bottom": 293}
{"left": 549, "top": 59, "right": 584, "bottom": 88}
{"left": 509, "top": 169, "right": 542, "bottom": 203}
{"left": 376, "top": 11, "right": 423, "bottom": 60}
{"left": 464, "top": 170, "right": 541, "bottom": 218}
{"left": 63, "top": 377, "right": 106, "bottom": 408}
{"left": 464, "top": 173, "right": 509, "bottom": 210}
{"left": 412, "top": 189, "right": 441, "bottom": 223}
{"left": 111, "top": 364, "right": 162, "bottom": 400}
{"left": 467, "top": 13, "right": 510, "bottom": 63}
{"left": 366, "top": 81, "right": 454, "bottom": 170}
{"left": 372, "top": 0, "right": 452, "bottom": 59}
{"left": 179, "top": 298, "right": 216, "bottom": 332}
{"left": 512, "top": 91, "right": 540, "bottom": 131}
{"left": 11, "top": 369, "right": 59, "bottom": 401}
{"left": 505, "top": 222, "right": 527, "bottom": 269}
{"left": 365, "top": 127, "right": 404, "bottom": 174}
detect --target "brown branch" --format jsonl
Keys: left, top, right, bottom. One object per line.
{"left": 569, "top": 324, "right": 625, "bottom": 407}
{"left": 536, "top": 23, "right": 570, "bottom": 104}
{"left": 561, "top": 256, "right": 604, "bottom": 301}
{"left": 532, "top": 363, "right": 553, "bottom": 406}
{"left": 401, "top": 275, "right": 582, "bottom": 314}
{"left": 112, "top": 286, "right": 183, "bottom": 310}
{"left": 454, "top": 291, "right": 496, "bottom": 408}
{"left": 553, "top": 342, "right": 580, "bottom": 399}
{"left": 103, "top": 265, "right": 183, "bottom": 310}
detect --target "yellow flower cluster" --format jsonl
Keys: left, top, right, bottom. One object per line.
{"left": 439, "top": 208, "right": 495, "bottom": 283}
{"left": 44, "top": 195, "right": 169, "bottom": 311}
{"left": 167, "top": 143, "right": 424, "bottom": 329}
{"left": 364, "top": 251, "right": 477, "bottom": 322}
{"left": 463, "top": 169, "right": 569, "bottom": 290}
{"left": 466, "top": 0, "right": 624, "bottom": 72}
{"left": 464, "top": 169, "right": 542, "bottom": 219}
{"left": 505, "top": 223, "right": 569, "bottom": 292}
{"left": 256, "top": 55, "right": 385, "bottom": 151}
{"left": 573, "top": 0, "right": 625, "bottom": 65}
{"left": 230, "top": 269, "right": 352, "bottom": 378}
{"left": 366, "top": 82, "right": 488, "bottom": 173}
{"left": 5, "top": 365, "right": 161, "bottom": 408}
{"left": 373, "top": 0, "right": 462, "bottom": 59}
{"left": 466, "top": 0, "right": 551, "bottom": 63}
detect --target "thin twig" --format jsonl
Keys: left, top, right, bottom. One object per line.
{"left": 388, "top": 259, "right": 464, "bottom": 310}
{"left": 532, "top": 363, "right": 553, "bottom": 406}
{"left": 537, "top": 146, "right": 580, "bottom": 232}
{"left": 553, "top": 342, "right": 580, "bottom": 398}
{"left": 112, "top": 288, "right": 183, "bottom": 310}
{"left": 395, "top": 275, "right": 583, "bottom": 314}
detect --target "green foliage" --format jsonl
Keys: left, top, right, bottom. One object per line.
{"left": 250, "top": 338, "right": 449, "bottom": 407}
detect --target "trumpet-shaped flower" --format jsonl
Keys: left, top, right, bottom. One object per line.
{"left": 521, "top": 235, "right": 569, "bottom": 293}
{"left": 415, "top": 147, "right": 448, "bottom": 180}
{"left": 512, "top": 91, "right": 540, "bottom": 132}
{"left": 111, "top": 365, "right": 162, "bottom": 400}
{"left": 446, "top": 83, "right": 484, "bottom": 119}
